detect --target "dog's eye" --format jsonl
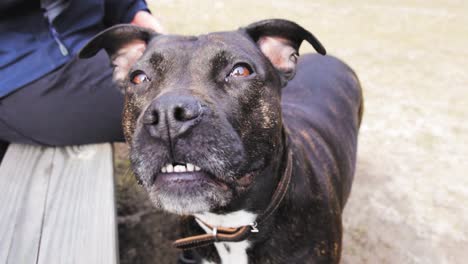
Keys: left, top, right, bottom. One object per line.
{"left": 130, "top": 71, "right": 150, "bottom": 84}
{"left": 229, "top": 64, "right": 252, "bottom": 78}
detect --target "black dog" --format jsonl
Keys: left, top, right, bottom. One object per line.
{"left": 80, "top": 19, "right": 363, "bottom": 263}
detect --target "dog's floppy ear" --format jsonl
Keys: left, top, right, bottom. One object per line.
{"left": 79, "top": 24, "right": 157, "bottom": 84}
{"left": 244, "top": 19, "right": 326, "bottom": 85}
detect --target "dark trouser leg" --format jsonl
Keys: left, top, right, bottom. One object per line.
{"left": 0, "top": 50, "right": 125, "bottom": 147}
{"left": 0, "top": 140, "right": 8, "bottom": 165}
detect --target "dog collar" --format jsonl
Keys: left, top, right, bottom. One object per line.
{"left": 173, "top": 150, "right": 293, "bottom": 250}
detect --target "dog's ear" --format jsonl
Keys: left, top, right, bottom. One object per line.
{"left": 79, "top": 24, "right": 157, "bottom": 84}
{"left": 243, "top": 19, "right": 326, "bottom": 85}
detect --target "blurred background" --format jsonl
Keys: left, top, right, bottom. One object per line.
{"left": 114, "top": 0, "right": 468, "bottom": 263}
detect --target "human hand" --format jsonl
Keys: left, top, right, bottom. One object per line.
{"left": 131, "top": 11, "right": 167, "bottom": 34}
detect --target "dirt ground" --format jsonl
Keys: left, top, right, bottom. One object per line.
{"left": 114, "top": 1, "right": 468, "bottom": 263}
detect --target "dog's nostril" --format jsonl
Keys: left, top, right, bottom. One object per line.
{"left": 144, "top": 110, "right": 159, "bottom": 125}
{"left": 174, "top": 106, "right": 186, "bottom": 122}
{"left": 173, "top": 105, "right": 200, "bottom": 122}
{"left": 152, "top": 110, "right": 160, "bottom": 125}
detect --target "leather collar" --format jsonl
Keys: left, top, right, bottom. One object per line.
{"left": 173, "top": 150, "right": 293, "bottom": 250}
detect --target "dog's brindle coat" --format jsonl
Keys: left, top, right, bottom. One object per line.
{"left": 80, "top": 19, "right": 363, "bottom": 263}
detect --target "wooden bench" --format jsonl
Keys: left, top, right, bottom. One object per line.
{"left": 0, "top": 143, "right": 118, "bottom": 264}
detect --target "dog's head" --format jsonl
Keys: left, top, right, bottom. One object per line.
{"left": 80, "top": 19, "right": 325, "bottom": 215}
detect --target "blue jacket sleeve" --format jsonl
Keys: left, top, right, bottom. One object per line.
{"left": 104, "top": 0, "right": 150, "bottom": 26}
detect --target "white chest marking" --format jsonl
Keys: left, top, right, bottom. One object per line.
{"left": 195, "top": 210, "right": 257, "bottom": 228}
{"left": 195, "top": 210, "right": 257, "bottom": 264}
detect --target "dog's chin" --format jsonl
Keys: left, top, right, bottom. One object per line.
{"left": 145, "top": 171, "right": 234, "bottom": 215}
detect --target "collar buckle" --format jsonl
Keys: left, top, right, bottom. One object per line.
{"left": 250, "top": 222, "right": 259, "bottom": 233}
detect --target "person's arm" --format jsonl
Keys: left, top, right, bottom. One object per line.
{"left": 104, "top": 0, "right": 165, "bottom": 33}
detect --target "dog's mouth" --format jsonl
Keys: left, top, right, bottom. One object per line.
{"left": 153, "top": 162, "right": 229, "bottom": 191}
{"left": 160, "top": 162, "right": 202, "bottom": 173}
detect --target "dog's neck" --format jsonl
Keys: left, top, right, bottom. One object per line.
{"left": 196, "top": 127, "right": 290, "bottom": 228}
{"left": 187, "top": 135, "right": 291, "bottom": 263}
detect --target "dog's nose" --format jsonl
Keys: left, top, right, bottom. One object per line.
{"left": 143, "top": 95, "right": 203, "bottom": 140}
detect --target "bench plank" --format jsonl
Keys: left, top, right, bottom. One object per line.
{"left": 0, "top": 145, "right": 54, "bottom": 264}
{"left": 0, "top": 144, "right": 118, "bottom": 264}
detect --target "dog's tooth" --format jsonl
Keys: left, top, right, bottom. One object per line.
{"left": 194, "top": 166, "right": 201, "bottom": 171}
{"left": 166, "top": 164, "right": 174, "bottom": 173}
{"left": 174, "top": 165, "right": 186, "bottom": 173}
{"left": 161, "top": 166, "right": 167, "bottom": 173}
{"left": 187, "top": 163, "right": 194, "bottom": 172}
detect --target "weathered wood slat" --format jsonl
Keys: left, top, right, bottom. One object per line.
{"left": 36, "top": 144, "right": 118, "bottom": 264}
{"left": 0, "top": 144, "right": 118, "bottom": 264}
{"left": 0, "top": 145, "right": 53, "bottom": 264}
